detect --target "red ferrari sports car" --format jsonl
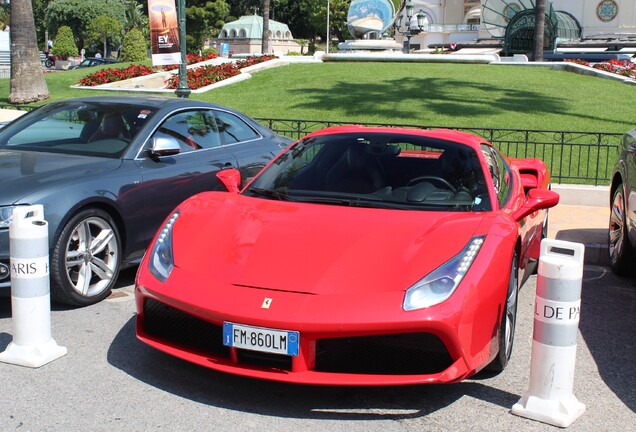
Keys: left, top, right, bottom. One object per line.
{"left": 135, "top": 126, "right": 559, "bottom": 385}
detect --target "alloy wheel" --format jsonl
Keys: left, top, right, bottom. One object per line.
{"left": 64, "top": 216, "right": 119, "bottom": 298}
{"left": 609, "top": 189, "right": 626, "bottom": 264}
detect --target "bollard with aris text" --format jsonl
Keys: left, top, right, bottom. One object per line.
{"left": 0, "top": 205, "right": 67, "bottom": 368}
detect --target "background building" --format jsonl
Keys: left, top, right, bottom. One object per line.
{"left": 209, "top": 15, "right": 300, "bottom": 56}
{"left": 395, "top": 0, "right": 636, "bottom": 52}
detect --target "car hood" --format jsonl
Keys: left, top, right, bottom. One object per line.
{"left": 0, "top": 150, "right": 122, "bottom": 203}
{"left": 172, "top": 193, "right": 494, "bottom": 295}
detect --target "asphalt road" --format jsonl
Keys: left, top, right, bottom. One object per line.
{"left": 1, "top": 265, "right": 634, "bottom": 432}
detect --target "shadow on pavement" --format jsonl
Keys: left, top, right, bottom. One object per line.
{"left": 580, "top": 266, "right": 636, "bottom": 413}
{"left": 555, "top": 228, "right": 607, "bottom": 245}
{"left": 107, "top": 317, "right": 519, "bottom": 421}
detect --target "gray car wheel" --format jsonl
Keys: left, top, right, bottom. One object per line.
{"left": 609, "top": 185, "right": 636, "bottom": 276}
{"left": 51, "top": 208, "right": 121, "bottom": 306}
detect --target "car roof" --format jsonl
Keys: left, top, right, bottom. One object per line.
{"left": 47, "top": 96, "right": 234, "bottom": 112}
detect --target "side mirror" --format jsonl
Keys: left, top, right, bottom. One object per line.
{"left": 149, "top": 136, "right": 181, "bottom": 158}
{"left": 512, "top": 188, "right": 560, "bottom": 221}
{"left": 216, "top": 168, "right": 241, "bottom": 193}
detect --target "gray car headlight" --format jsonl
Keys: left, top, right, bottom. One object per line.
{"left": 148, "top": 210, "right": 180, "bottom": 282}
{"left": 0, "top": 206, "right": 18, "bottom": 229}
{"left": 403, "top": 236, "right": 485, "bottom": 310}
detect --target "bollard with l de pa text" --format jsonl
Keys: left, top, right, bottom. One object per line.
{"left": 0, "top": 205, "right": 67, "bottom": 368}
{"left": 512, "top": 238, "right": 585, "bottom": 428}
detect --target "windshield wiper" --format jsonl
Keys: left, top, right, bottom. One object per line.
{"left": 247, "top": 187, "right": 294, "bottom": 201}
{"left": 297, "top": 196, "right": 412, "bottom": 209}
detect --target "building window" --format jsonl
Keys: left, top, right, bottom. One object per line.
{"left": 239, "top": 29, "right": 246, "bottom": 38}
{"left": 596, "top": 0, "right": 618, "bottom": 22}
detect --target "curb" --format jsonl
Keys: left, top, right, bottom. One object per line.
{"left": 551, "top": 184, "right": 609, "bottom": 207}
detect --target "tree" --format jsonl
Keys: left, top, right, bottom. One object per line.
{"left": 53, "top": 25, "right": 79, "bottom": 60}
{"left": 272, "top": 0, "right": 346, "bottom": 44}
{"left": 9, "top": 0, "right": 50, "bottom": 104}
{"left": 320, "top": 0, "right": 349, "bottom": 43}
{"left": 123, "top": 0, "right": 148, "bottom": 33}
{"left": 185, "top": 0, "right": 229, "bottom": 52}
{"left": 119, "top": 27, "right": 147, "bottom": 62}
{"left": 31, "top": 0, "right": 48, "bottom": 48}
{"left": 261, "top": 0, "right": 270, "bottom": 54}
{"left": 45, "top": 0, "right": 126, "bottom": 49}
{"left": 267, "top": 0, "right": 320, "bottom": 40}
{"left": 228, "top": 0, "right": 259, "bottom": 18}
{"left": 0, "top": 3, "right": 9, "bottom": 30}
{"left": 533, "top": 0, "right": 546, "bottom": 61}
{"left": 87, "top": 15, "right": 122, "bottom": 57}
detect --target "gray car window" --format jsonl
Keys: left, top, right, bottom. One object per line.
{"left": 153, "top": 110, "right": 222, "bottom": 153}
{"left": 214, "top": 111, "right": 259, "bottom": 144}
{"left": 480, "top": 144, "right": 511, "bottom": 207}
{"left": 0, "top": 103, "right": 154, "bottom": 158}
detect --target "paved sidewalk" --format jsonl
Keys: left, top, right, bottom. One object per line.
{"left": 0, "top": 108, "right": 26, "bottom": 123}
{"left": 548, "top": 204, "right": 609, "bottom": 265}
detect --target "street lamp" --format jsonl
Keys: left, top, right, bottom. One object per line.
{"left": 395, "top": 0, "right": 428, "bottom": 54}
{"left": 326, "top": 0, "right": 330, "bottom": 54}
{"left": 175, "top": 0, "right": 190, "bottom": 98}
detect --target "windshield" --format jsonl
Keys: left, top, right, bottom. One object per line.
{"left": 0, "top": 102, "right": 157, "bottom": 158}
{"left": 245, "top": 131, "right": 492, "bottom": 212}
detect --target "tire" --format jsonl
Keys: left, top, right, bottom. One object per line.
{"left": 45, "top": 59, "right": 54, "bottom": 68}
{"left": 50, "top": 208, "right": 121, "bottom": 306}
{"left": 486, "top": 252, "right": 519, "bottom": 373}
{"left": 609, "top": 185, "right": 636, "bottom": 275}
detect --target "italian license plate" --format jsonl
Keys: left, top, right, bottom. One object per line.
{"left": 223, "top": 322, "right": 299, "bottom": 356}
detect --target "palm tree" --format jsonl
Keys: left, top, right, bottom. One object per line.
{"left": 8, "top": 0, "right": 49, "bottom": 104}
{"left": 533, "top": 0, "right": 546, "bottom": 61}
{"left": 261, "top": 0, "right": 271, "bottom": 54}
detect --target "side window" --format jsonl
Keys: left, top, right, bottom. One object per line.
{"left": 213, "top": 111, "right": 260, "bottom": 145}
{"left": 152, "top": 110, "right": 221, "bottom": 153}
{"left": 481, "top": 144, "right": 511, "bottom": 206}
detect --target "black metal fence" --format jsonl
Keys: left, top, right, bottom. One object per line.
{"left": 256, "top": 118, "right": 622, "bottom": 186}
{"left": 0, "top": 103, "right": 620, "bottom": 186}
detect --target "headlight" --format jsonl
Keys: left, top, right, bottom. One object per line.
{"left": 0, "top": 206, "right": 18, "bottom": 229}
{"left": 148, "top": 210, "right": 180, "bottom": 282}
{"left": 403, "top": 236, "right": 485, "bottom": 310}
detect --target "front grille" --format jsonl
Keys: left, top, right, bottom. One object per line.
{"left": 142, "top": 300, "right": 454, "bottom": 376}
{"left": 142, "top": 299, "right": 293, "bottom": 371}
{"left": 142, "top": 298, "right": 229, "bottom": 358}
{"left": 315, "top": 333, "right": 453, "bottom": 375}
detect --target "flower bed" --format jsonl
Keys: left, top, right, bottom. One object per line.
{"left": 565, "top": 58, "right": 636, "bottom": 79}
{"left": 78, "top": 55, "right": 278, "bottom": 90}
{"left": 165, "top": 55, "right": 278, "bottom": 90}
{"left": 79, "top": 64, "right": 155, "bottom": 86}
{"left": 164, "top": 63, "right": 240, "bottom": 89}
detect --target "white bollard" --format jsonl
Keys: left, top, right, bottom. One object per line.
{"left": 512, "top": 238, "right": 586, "bottom": 427}
{"left": 0, "top": 205, "right": 67, "bottom": 368}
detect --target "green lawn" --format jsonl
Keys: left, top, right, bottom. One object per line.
{"left": 1, "top": 61, "right": 635, "bottom": 133}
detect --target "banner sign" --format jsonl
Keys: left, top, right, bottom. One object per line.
{"left": 148, "top": 0, "right": 181, "bottom": 66}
